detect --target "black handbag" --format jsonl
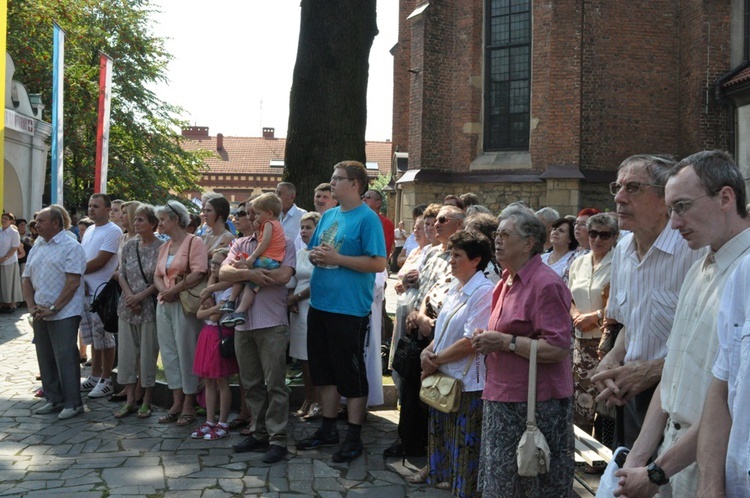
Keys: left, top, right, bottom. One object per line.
{"left": 217, "top": 325, "right": 235, "bottom": 359}
{"left": 91, "top": 278, "right": 122, "bottom": 334}
{"left": 391, "top": 335, "right": 422, "bottom": 380}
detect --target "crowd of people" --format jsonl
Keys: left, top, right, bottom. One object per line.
{"left": 19, "top": 151, "right": 750, "bottom": 497}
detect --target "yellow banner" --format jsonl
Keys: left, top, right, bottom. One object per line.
{"left": 0, "top": 0, "right": 6, "bottom": 211}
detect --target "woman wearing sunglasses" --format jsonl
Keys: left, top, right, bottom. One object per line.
{"left": 567, "top": 212, "right": 620, "bottom": 459}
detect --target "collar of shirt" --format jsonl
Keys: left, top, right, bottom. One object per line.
{"left": 708, "top": 226, "right": 750, "bottom": 273}
{"left": 620, "top": 223, "right": 683, "bottom": 263}
{"left": 459, "top": 270, "right": 492, "bottom": 297}
{"left": 506, "top": 253, "right": 544, "bottom": 286}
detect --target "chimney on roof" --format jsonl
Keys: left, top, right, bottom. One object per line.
{"left": 262, "top": 127, "right": 275, "bottom": 139}
{"left": 181, "top": 126, "right": 209, "bottom": 138}
{"left": 217, "top": 133, "right": 224, "bottom": 151}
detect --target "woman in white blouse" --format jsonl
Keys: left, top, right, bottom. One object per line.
{"left": 568, "top": 212, "right": 619, "bottom": 451}
{"left": 408, "top": 230, "right": 494, "bottom": 496}
{"left": 541, "top": 217, "right": 579, "bottom": 280}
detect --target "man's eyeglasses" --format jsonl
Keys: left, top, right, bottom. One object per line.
{"left": 609, "top": 181, "right": 664, "bottom": 196}
{"left": 491, "top": 230, "right": 516, "bottom": 241}
{"left": 235, "top": 211, "right": 247, "bottom": 218}
{"left": 588, "top": 230, "right": 613, "bottom": 241}
{"left": 436, "top": 216, "right": 458, "bottom": 224}
{"left": 330, "top": 176, "right": 354, "bottom": 183}
{"left": 667, "top": 193, "right": 714, "bottom": 217}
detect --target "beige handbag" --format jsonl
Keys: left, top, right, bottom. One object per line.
{"left": 418, "top": 300, "right": 470, "bottom": 414}
{"left": 516, "top": 339, "right": 551, "bottom": 477}
{"left": 175, "top": 236, "right": 208, "bottom": 315}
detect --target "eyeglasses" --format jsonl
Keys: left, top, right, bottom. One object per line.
{"left": 436, "top": 216, "right": 458, "bottom": 224}
{"left": 362, "top": 194, "right": 380, "bottom": 201}
{"left": 330, "top": 175, "right": 354, "bottom": 183}
{"left": 491, "top": 230, "right": 516, "bottom": 241}
{"left": 667, "top": 193, "right": 714, "bottom": 217}
{"left": 609, "top": 181, "right": 664, "bottom": 196}
{"left": 235, "top": 211, "right": 247, "bottom": 217}
{"left": 588, "top": 230, "right": 613, "bottom": 240}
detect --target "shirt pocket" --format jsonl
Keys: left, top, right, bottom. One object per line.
{"left": 649, "top": 290, "right": 680, "bottom": 343}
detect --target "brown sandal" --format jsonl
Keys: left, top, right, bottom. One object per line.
{"left": 228, "top": 417, "right": 249, "bottom": 430}
{"left": 158, "top": 411, "right": 180, "bottom": 424}
{"left": 176, "top": 413, "right": 195, "bottom": 427}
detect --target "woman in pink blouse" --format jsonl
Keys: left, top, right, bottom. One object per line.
{"left": 472, "top": 207, "right": 575, "bottom": 497}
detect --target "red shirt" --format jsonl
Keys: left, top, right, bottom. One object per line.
{"left": 378, "top": 213, "right": 395, "bottom": 254}
{"left": 483, "top": 254, "right": 574, "bottom": 403}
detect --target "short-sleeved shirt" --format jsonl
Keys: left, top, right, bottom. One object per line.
{"left": 223, "top": 234, "right": 297, "bottom": 331}
{"left": 258, "top": 219, "right": 286, "bottom": 262}
{"left": 378, "top": 213, "right": 395, "bottom": 254}
{"left": 567, "top": 250, "right": 613, "bottom": 339}
{"left": 308, "top": 204, "right": 386, "bottom": 317}
{"left": 483, "top": 254, "right": 573, "bottom": 403}
{"left": 23, "top": 230, "right": 86, "bottom": 321}
{"left": 81, "top": 221, "right": 122, "bottom": 295}
{"left": 0, "top": 226, "right": 20, "bottom": 266}
{"left": 606, "top": 225, "right": 705, "bottom": 363}
{"left": 118, "top": 236, "right": 164, "bottom": 324}
{"left": 712, "top": 255, "right": 750, "bottom": 497}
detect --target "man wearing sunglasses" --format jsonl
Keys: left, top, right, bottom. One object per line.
{"left": 592, "top": 154, "right": 705, "bottom": 451}
{"left": 611, "top": 151, "right": 750, "bottom": 497}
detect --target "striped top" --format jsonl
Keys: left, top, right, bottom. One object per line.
{"left": 606, "top": 225, "right": 705, "bottom": 363}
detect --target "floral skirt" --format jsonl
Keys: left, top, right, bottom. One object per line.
{"left": 428, "top": 391, "right": 483, "bottom": 498}
{"left": 573, "top": 337, "right": 599, "bottom": 430}
{"left": 478, "top": 397, "right": 575, "bottom": 498}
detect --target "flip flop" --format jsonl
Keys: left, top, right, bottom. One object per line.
{"left": 137, "top": 404, "right": 152, "bottom": 419}
{"left": 158, "top": 411, "right": 180, "bottom": 424}
{"left": 176, "top": 413, "right": 196, "bottom": 427}
{"left": 114, "top": 404, "right": 138, "bottom": 419}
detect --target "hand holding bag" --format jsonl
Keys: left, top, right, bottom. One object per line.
{"left": 175, "top": 236, "right": 208, "bottom": 314}
{"left": 516, "top": 339, "right": 551, "bottom": 477}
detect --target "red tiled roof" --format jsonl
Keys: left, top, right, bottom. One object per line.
{"left": 182, "top": 134, "right": 394, "bottom": 177}
{"left": 723, "top": 66, "right": 750, "bottom": 88}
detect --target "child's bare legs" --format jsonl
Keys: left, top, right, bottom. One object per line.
{"left": 216, "top": 377, "right": 231, "bottom": 424}
{"left": 234, "top": 284, "right": 257, "bottom": 313}
{"left": 204, "top": 378, "right": 218, "bottom": 423}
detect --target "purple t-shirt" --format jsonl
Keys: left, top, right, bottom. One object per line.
{"left": 483, "top": 254, "right": 574, "bottom": 403}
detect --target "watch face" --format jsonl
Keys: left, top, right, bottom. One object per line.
{"left": 647, "top": 463, "right": 669, "bottom": 485}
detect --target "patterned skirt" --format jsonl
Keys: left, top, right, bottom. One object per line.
{"left": 478, "top": 397, "right": 575, "bottom": 498}
{"left": 573, "top": 337, "right": 599, "bottom": 431}
{"left": 428, "top": 391, "right": 483, "bottom": 498}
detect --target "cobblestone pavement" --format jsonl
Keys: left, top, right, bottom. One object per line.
{"left": 0, "top": 308, "right": 451, "bottom": 498}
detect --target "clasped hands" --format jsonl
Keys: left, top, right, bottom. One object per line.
{"left": 309, "top": 243, "right": 340, "bottom": 267}
{"left": 590, "top": 359, "right": 651, "bottom": 407}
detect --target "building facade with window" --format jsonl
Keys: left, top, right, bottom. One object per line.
{"left": 391, "top": 0, "right": 735, "bottom": 222}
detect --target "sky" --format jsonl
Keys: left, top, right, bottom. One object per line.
{"left": 149, "top": 1, "right": 399, "bottom": 142}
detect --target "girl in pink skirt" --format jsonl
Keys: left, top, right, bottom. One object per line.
{"left": 191, "top": 249, "right": 238, "bottom": 440}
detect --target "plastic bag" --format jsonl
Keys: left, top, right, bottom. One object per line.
{"left": 595, "top": 447, "right": 630, "bottom": 498}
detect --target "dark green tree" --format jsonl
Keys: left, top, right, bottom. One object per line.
{"left": 284, "top": 0, "right": 378, "bottom": 209}
{"left": 7, "top": 0, "right": 207, "bottom": 209}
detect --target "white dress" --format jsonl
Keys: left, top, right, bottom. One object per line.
{"left": 288, "top": 248, "right": 313, "bottom": 360}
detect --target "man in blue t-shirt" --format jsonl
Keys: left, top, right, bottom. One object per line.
{"left": 296, "top": 160, "right": 387, "bottom": 463}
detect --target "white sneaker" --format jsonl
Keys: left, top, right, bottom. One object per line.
{"left": 80, "top": 376, "right": 99, "bottom": 391}
{"left": 87, "top": 379, "right": 113, "bottom": 399}
{"left": 58, "top": 406, "right": 84, "bottom": 420}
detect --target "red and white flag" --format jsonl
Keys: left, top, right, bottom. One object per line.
{"left": 94, "top": 53, "right": 113, "bottom": 194}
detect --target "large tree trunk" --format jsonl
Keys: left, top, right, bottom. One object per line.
{"left": 284, "top": 0, "right": 378, "bottom": 210}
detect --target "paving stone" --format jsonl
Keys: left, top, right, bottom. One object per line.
{"left": 288, "top": 462, "right": 314, "bottom": 481}
{"left": 318, "top": 492, "right": 344, "bottom": 498}
{"left": 123, "top": 456, "right": 161, "bottom": 467}
{"left": 346, "top": 484, "right": 406, "bottom": 497}
{"left": 163, "top": 492, "right": 202, "bottom": 498}
{"left": 102, "top": 465, "right": 165, "bottom": 489}
{"left": 24, "top": 471, "right": 62, "bottom": 480}
{"left": 202, "top": 489, "right": 234, "bottom": 498}
{"left": 288, "top": 479, "right": 315, "bottom": 494}
{"left": 314, "top": 459, "right": 341, "bottom": 478}
{"left": 166, "top": 478, "right": 218, "bottom": 491}
{"left": 314, "top": 477, "right": 346, "bottom": 492}
{"left": 190, "top": 468, "right": 244, "bottom": 479}
{"left": 218, "top": 477, "right": 245, "bottom": 494}
{"left": 369, "top": 470, "right": 406, "bottom": 484}
{"left": 243, "top": 474, "right": 267, "bottom": 488}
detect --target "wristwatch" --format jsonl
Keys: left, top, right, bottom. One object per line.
{"left": 49, "top": 305, "right": 58, "bottom": 313}
{"left": 508, "top": 335, "right": 517, "bottom": 352}
{"left": 646, "top": 462, "right": 669, "bottom": 486}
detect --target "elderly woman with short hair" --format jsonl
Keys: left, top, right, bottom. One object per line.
{"left": 153, "top": 200, "right": 208, "bottom": 426}
{"left": 472, "top": 208, "right": 575, "bottom": 497}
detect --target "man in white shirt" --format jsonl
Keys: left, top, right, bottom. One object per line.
{"left": 592, "top": 154, "right": 704, "bottom": 448}
{"left": 276, "top": 182, "right": 307, "bottom": 250}
{"left": 23, "top": 206, "right": 87, "bottom": 420}
{"left": 613, "top": 151, "right": 750, "bottom": 497}
{"left": 79, "top": 194, "right": 123, "bottom": 399}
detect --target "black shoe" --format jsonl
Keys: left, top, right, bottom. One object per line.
{"left": 332, "top": 440, "right": 364, "bottom": 463}
{"left": 109, "top": 393, "right": 127, "bottom": 403}
{"left": 233, "top": 435, "right": 270, "bottom": 453}
{"left": 296, "top": 429, "right": 339, "bottom": 450}
{"left": 262, "top": 445, "right": 288, "bottom": 464}
{"left": 383, "top": 442, "right": 404, "bottom": 458}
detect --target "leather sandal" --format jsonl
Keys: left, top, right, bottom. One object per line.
{"left": 407, "top": 465, "right": 429, "bottom": 484}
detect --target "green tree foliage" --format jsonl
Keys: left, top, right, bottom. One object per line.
{"left": 7, "top": 0, "right": 207, "bottom": 208}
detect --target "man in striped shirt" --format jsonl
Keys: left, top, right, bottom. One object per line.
{"left": 592, "top": 154, "right": 705, "bottom": 449}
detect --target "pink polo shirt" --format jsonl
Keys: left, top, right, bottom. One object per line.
{"left": 483, "top": 254, "right": 574, "bottom": 403}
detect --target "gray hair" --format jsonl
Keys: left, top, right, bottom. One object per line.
{"left": 499, "top": 207, "right": 547, "bottom": 256}
{"left": 466, "top": 204, "right": 491, "bottom": 215}
{"left": 156, "top": 200, "right": 190, "bottom": 229}
{"left": 438, "top": 205, "right": 466, "bottom": 223}
{"left": 586, "top": 212, "right": 619, "bottom": 242}
{"left": 535, "top": 206, "right": 560, "bottom": 224}
{"left": 500, "top": 201, "right": 534, "bottom": 218}
{"left": 618, "top": 154, "right": 676, "bottom": 198}
{"left": 134, "top": 203, "right": 159, "bottom": 229}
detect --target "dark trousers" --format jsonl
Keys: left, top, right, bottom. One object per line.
{"left": 616, "top": 384, "right": 657, "bottom": 449}
{"left": 34, "top": 316, "right": 83, "bottom": 409}
{"left": 396, "top": 337, "right": 429, "bottom": 451}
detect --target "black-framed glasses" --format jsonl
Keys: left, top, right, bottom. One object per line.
{"left": 330, "top": 175, "right": 354, "bottom": 183}
{"left": 491, "top": 230, "right": 516, "bottom": 241}
{"left": 609, "top": 181, "right": 664, "bottom": 196}
{"left": 667, "top": 193, "right": 714, "bottom": 217}
{"left": 436, "top": 216, "right": 458, "bottom": 224}
{"left": 588, "top": 230, "right": 613, "bottom": 240}
{"left": 235, "top": 211, "right": 247, "bottom": 217}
